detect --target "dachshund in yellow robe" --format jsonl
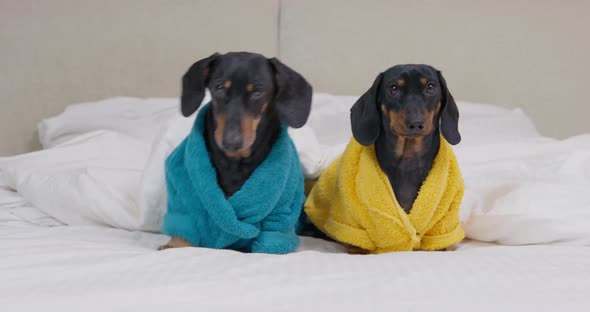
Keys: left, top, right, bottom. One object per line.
{"left": 305, "top": 65, "right": 464, "bottom": 253}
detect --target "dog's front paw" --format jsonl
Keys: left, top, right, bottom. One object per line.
{"left": 346, "top": 245, "right": 370, "bottom": 255}
{"left": 158, "top": 244, "right": 171, "bottom": 251}
{"left": 158, "top": 236, "right": 192, "bottom": 250}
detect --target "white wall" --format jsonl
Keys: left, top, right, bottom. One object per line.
{"left": 0, "top": 0, "right": 279, "bottom": 155}
{"left": 1, "top": 0, "right": 589, "bottom": 155}
{"left": 280, "top": 0, "right": 590, "bottom": 139}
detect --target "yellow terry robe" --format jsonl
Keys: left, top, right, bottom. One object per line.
{"left": 304, "top": 137, "right": 464, "bottom": 253}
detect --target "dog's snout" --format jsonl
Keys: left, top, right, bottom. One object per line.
{"left": 407, "top": 120, "right": 425, "bottom": 131}
{"left": 222, "top": 134, "right": 242, "bottom": 151}
{"left": 222, "top": 123, "right": 243, "bottom": 151}
{"left": 219, "top": 108, "right": 244, "bottom": 152}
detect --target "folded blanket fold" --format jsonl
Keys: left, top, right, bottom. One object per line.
{"left": 304, "top": 137, "right": 464, "bottom": 253}
{"left": 162, "top": 103, "right": 305, "bottom": 254}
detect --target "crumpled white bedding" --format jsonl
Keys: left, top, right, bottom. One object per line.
{"left": 2, "top": 94, "right": 589, "bottom": 246}
{"left": 0, "top": 131, "right": 152, "bottom": 229}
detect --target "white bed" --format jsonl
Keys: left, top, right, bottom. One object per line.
{"left": 2, "top": 225, "right": 588, "bottom": 312}
{"left": 1, "top": 94, "right": 589, "bottom": 311}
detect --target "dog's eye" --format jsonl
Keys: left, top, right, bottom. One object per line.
{"left": 215, "top": 84, "right": 224, "bottom": 90}
{"left": 389, "top": 85, "right": 400, "bottom": 96}
{"left": 425, "top": 82, "right": 437, "bottom": 95}
{"left": 251, "top": 91, "right": 264, "bottom": 99}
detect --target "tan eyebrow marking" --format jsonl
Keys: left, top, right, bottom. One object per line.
{"left": 420, "top": 77, "right": 428, "bottom": 85}
{"left": 224, "top": 80, "right": 232, "bottom": 88}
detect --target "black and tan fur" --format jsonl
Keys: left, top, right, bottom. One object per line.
{"left": 350, "top": 64, "right": 460, "bottom": 213}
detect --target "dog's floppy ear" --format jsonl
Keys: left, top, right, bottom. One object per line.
{"left": 181, "top": 53, "right": 219, "bottom": 117}
{"left": 437, "top": 71, "right": 461, "bottom": 145}
{"left": 350, "top": 73, "right": 383, "bottom": 146}
{"left": 268, "top": 58, "right": 312, "bottom": 128}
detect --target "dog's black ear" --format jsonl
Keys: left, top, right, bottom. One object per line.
{"left": 350, "top": 73, "right": 383, "bottom": 146}
{"left": 181, "top": 53, "right": 219, "bottom": 117}
{"left": 437, "top": 71, "right": 461, "bottom": 145}
{"left": 268, "top": 58, "right": 312, "bottom": 128}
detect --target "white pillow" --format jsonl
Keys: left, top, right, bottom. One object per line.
{"left": 38, "top": 97, "right": 182, "bottom": 148}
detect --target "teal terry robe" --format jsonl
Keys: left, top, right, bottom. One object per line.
{"left": 162, "top": 103, "right": 305, "bottom": 254}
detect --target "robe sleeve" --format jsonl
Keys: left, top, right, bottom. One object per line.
{"left": 251, "top": 160, "right": 304, "bottom": 254}
{"left": 421, "top": 190, "right": 465, "bottom": 251}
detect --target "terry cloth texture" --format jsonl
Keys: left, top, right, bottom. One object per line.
{"left": 304, "top": 137, "right": 464, "bottom": 253}
{"left": 162, "top": 103, "right": 305, "bottom": 254}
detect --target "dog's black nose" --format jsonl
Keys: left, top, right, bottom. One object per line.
{"left": 407, "top": 120, "right": 425, "bottom": 131}
{"left": 222, "top": 135, "right": 243, "bottom": 152}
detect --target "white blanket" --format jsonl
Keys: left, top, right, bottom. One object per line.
{"left": 1, "top": 224, "right": 588, "bottom": 312}
{"left": 0, "top": 131, "right": 153, "bottom": 230}
{"left": 1, "top": 94, "right": 590, "bottom": 245}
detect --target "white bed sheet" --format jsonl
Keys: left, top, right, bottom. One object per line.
{"left": 1, "top": 222, "right": 588, "bottom": 312}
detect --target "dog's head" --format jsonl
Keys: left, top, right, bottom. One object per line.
{"left": 180, "top": 52, "right": 312, "bottom": 156}
{"left": 350, "top": 64, "right": 460, "bottom": 146}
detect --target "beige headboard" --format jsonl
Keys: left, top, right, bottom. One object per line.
{"left": 2, "top": 0, "right": 589, "bottom": 156}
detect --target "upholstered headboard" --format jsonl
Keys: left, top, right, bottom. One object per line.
{"left": 2, "top": 0, "right": 589, "bottom": 155}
